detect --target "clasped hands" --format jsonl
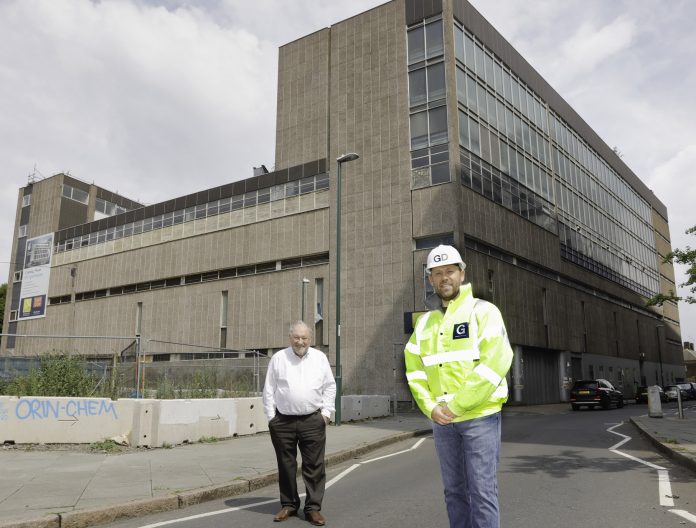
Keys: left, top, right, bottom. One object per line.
{"left": 431, "top": 403, "right": 457, "bottom": 425}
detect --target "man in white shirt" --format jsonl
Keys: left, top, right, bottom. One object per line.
{"left": 263, "top": 321, "right": 336, "bottom": 526}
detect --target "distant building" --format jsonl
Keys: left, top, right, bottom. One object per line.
{"left": 1, "top": 0, "right": 685, "bottom": 403}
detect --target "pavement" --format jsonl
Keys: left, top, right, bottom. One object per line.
{"left": 0, "top": 402, "right": 694, "bottom": 528}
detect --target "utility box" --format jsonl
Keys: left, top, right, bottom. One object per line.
{"left": 647, "top": 386, "right": 663, "bottom": 418}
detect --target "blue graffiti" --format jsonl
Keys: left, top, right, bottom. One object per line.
{"left": 15, "top": 398, "right": 118, "bottom": 420}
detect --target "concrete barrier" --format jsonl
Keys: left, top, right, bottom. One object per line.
{"left": 0, "top": 396, "right": 135, "bottom": 444}
{"left": 0, "top": 394, "right": 391, "bottom": 446}
{"left": 234, "top": 397, "right": 265, "bottom": 436}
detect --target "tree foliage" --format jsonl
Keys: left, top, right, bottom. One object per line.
{"left": 647, "top": 225, "right": 696, "bottom": 306}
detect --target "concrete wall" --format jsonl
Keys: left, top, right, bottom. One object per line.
{"left": 0, "top": 395, "right": 390, "bottom": 447}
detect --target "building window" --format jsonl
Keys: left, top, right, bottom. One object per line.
{"left": 18, "top": 224, "right": 27, "bottom": 238}
{"left": 9, "top": 310, "right": 18, "bottom": 322}
{"left": 62, "top": 184, "right": 89, "bottom": 205}
{"left": 415, "top": 234, "right": 454, "bottom": 250}
{"left": 13, "top": 270, "right": 22, "bottom": 282}
{"left": 22, "top": 194, "right": 31, "bottom": 207}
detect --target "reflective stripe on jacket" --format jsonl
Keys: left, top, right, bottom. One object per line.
{"left": 404, "top": 283, "right": 513, "bottom": 423}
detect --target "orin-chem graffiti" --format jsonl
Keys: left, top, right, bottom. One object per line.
{"left": 15, "top": 398, "right": 118, "bottom": 420}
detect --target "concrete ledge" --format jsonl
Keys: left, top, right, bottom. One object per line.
{"left": 0, "top": 516, "right": 59, "bottom": 528}
{"left": 247, "top": 471, "right": 279, "bottom": 492}
{"left": 59, "top": 496, "right": 179, "bottom": 528}
{"left": 178, "top": 480, "right": 250, "bottom": 508}
{"left": 629, "top": 417, "right": 696, "bottom": 475}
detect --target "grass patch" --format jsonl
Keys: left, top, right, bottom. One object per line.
{"left": 90, "top": 439, "right": 122, "bottom": 453}
{"left": 198, "top": 436, "right": 218, "bottom": 444}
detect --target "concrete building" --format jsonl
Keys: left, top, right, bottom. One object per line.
{"left": 2, "top": 0, "right": 685, "bottom": 403}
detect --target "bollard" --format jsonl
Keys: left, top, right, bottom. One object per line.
{"left": 647, "top": 385, "right": 663, "bottom": 418}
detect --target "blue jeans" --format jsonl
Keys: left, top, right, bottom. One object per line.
{"left": 432, "top": 412, "right": 501, "bottom": 528}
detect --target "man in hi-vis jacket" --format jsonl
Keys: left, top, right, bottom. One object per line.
{"left": 405, "top": 245, "right": 513, "bottom": 528}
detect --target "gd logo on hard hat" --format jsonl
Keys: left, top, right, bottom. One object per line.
{"left": 433, "top": 253, "right": 448, "bottom": 263}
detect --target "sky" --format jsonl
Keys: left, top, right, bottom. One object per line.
{"left": 1, "top": 0, "right": 694, "bottom": 344}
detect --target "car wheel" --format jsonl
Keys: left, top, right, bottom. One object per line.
{"left": 617, "top": 397, "right": 624, "bottom": 408}
{"left": 571, "top": 404, "right": 579, "bottom": 411}
{"left": 601, "top": 398, "right": 610, "bottom": 410}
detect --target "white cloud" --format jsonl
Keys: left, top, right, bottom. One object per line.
{"left": 560, "top": 16, "right": 636, "bottom": 74}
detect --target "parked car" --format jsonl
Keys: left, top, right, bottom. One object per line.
{"left": 677, "top": 383, "right": 696, "bottom": 400}
{"left": 664, "top": 384, "right": 689, "bottom": 401}
{"left": 635, "top": 385, "right": 668, "bottom": 404}
{"left": 570, "top": 379, "right": 624, "bottom": 410}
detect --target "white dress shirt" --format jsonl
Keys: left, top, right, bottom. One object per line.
{"left": 262, "top": 347, "right": 336, "bottom": 421}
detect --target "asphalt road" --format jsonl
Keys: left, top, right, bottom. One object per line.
{"left": 103, "top": 404, "right": 696, "bottom": 528}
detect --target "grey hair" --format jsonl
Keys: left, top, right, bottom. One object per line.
{"left": 288, "top": 320, "right": 312, "bottom": 336}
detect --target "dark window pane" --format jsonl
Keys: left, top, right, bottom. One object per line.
{"left": 431, "top": 163, "right": 450, "bottom": 185}
{"left": 428, "top": 106, "right": 448, "bottom": 145}
{"left": 410, "top": 111, "right": 428, "bottom": 150}
{"left": 409, "top": 69, "right": 426, "bottom": 107}
{"left": 427, "top": 63, "right": 445, "bottom": 101}
{"left": 425, "top": 20, "right": 443, "bottom": 58}
{"left": 407, "top": 27, "right": 425, "bottom": 64}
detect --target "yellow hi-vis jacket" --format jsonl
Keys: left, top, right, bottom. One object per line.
{"left": 405, "top": 283, "right": 513, "bottom": 422}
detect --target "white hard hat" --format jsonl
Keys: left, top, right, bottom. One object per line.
{"left": 426, "top": 245, "right": 466, "bottom": 273}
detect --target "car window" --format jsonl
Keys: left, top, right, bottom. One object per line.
{"left": 573, "top": 381, "right": 597, "bottom": 389}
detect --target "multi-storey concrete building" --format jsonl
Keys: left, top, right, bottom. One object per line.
{"left": 2, "top": 0, "right": 685, "bottom": 403}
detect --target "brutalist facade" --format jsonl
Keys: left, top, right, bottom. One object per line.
{"left": 2, "top": 0, "right": 685, "bottom": 404}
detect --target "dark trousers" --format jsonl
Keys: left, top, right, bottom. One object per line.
{"left": 269, "top": 410, "right": 327, "bottom": 512}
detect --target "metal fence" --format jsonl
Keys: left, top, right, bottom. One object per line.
{"left": 0, "top": 334, "right": 270, "bottom": 399}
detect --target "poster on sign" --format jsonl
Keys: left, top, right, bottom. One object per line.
{"left": 18, "top": 233, "right": 54, "bottom": 320}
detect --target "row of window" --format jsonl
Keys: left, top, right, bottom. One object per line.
{"left": 455, "top": 24, "right": 548, "bottom": 135}
{"left": 457, "top": 66, "right": 551, "bottom": 171}
{"left": 55, "top": 173, "right": 329, "bottom": 254}
{"left": 48, "top": 253, "right": 330, "bottom": 305}
{"left": 459, "top": 110, "right": 553, "bottom": 203}
{"left": 95, "top": 197, "right": 129, "bottom": 218}
{"left": 561, "top": 241, "right": 655, "bottom": 298}
{"left": 460, "top": 148, "right": 556, "bottom": 235}
{"left": 465, "top": 237, "right": 658, "bottom": 321}
{"left": 555, "top": 179, "right": 657, "bottom": 275}
{"left": 62, "top": 184, "right": 89, "bottom": 205}
{"left": 22, "top": 194, "right": 31, "bottom": 207}
{"left": 453, "top": 21, "right": 658, "bottom": 297}
{"left": 550, "top": 112, "right": 652, "bottom": 224}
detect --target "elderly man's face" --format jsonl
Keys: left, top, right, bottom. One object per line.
{"left": 289, "top": 325, "right": 311, "bottom": 356}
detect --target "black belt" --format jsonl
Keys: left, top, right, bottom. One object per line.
{"left": 276, "top": 409, "right": 321, "bottom": 418}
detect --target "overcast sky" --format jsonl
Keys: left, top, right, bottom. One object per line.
{"left": 1, "top": 0, "right": 694, "bottom": 344}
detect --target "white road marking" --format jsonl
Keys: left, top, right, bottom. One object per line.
{"left": 671, "top": 509, "right": 696, "bottom": 523}
{"left": 134, "top": 437, "right": 429, "bottom": 528}
{"left": 606, "top": 422, "right": 696, "bottom": 523}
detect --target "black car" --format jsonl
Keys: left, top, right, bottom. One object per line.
{"left": 635, "top": 385, "right": 668, "bottom": 404}
{"left": 570, "top": 379, "right": 624, "bottom": 410}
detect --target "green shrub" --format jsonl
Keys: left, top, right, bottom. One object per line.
{"left": 6, "top": 354, "right": 97, "bottom": 397}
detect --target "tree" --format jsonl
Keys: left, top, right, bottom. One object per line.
{"left": 647, "top": 225, "right": 696, "bottom": 306}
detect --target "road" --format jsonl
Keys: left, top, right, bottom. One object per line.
{"left": 104, "top": 403, "right": 696, "bottom": 528}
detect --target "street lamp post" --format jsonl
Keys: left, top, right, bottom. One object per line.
{"left": 335, "top": 152, "right": 359, "bottom": 426}
{"left": 656, "top": 324, "right": 665, "bottom": 387}
{"left": 301, "top": 278, "right": 310, "bottom": 322}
